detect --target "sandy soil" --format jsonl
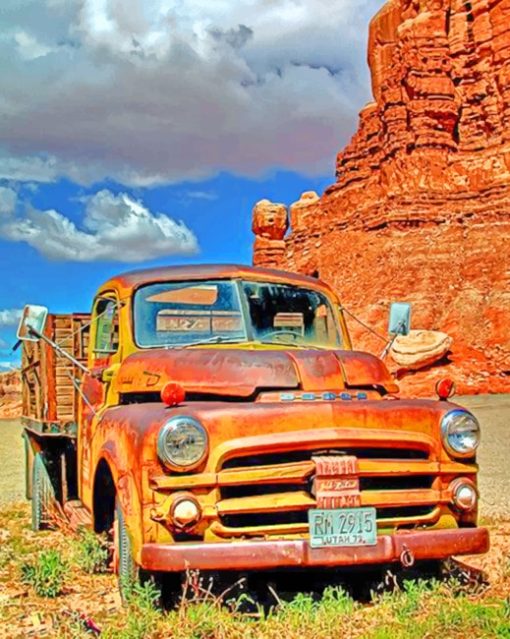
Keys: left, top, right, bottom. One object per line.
{"left": 0, "top": 420, "right": 25, "bottom": 505}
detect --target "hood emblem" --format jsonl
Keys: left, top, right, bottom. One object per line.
{"left": 280, "top": 391, "right": 367, "bottom": 402}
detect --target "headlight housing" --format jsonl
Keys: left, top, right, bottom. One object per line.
{"left": 157, "top": 416, "right": 208, "bottom": 471}
{"left": 441, "top": 409, "right": 480, "bottom": 458}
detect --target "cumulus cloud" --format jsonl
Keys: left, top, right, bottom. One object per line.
{"left": 15, "top": 31, "right": 55, "bottom": 60}
{"left": 0, "top": 189, "right": 198, "bottom": 262}
{"left": 0, "top": 0, "right": 383, "bottom": 186}
{"left": 0, "top": 309, "right": 23, "bottom": 326}
{"left": 0, "top": 361, "right": 17, "bottom": 371}
{"left": 0, "top": 187, "right": 17, "bottom": 215}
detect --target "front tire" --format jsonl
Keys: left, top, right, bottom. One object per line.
{"left": 31, "top": 452, "right": 56, "bottom": 531}
{"left": 114, "top": 500, "right": 139, "bottom": 600}
{"left": 113, "top": 500, "right": 181, "bottom": 607}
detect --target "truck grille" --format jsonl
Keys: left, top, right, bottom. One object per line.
{"left": 221, "top": 506, "right": 436, "bottom": 529}
{"left": 222, "top": 447, "right": 428, "bottom": 469}
{"left": 215, "top": 445, "right": 442, "bottom": 535}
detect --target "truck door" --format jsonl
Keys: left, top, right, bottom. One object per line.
{"left": 78, "top": 293, "right": 121, "bottom": 506}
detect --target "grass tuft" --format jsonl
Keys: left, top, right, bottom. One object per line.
{"left": 20, "top": 549, "right": 68, "bottom": 597}
{"left": 73, "top": 527, "right": 110, "bottom": 574}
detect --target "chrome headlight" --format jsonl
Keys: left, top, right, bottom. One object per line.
{"left": 157, "top": 416, "right": 208, "bottom": 471}
{"left": 441, "top": 410, "right": 480, "bottom": 458}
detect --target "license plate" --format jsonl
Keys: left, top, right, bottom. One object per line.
{"left": 308, "top": 507, "right": 377, "bottom": 548}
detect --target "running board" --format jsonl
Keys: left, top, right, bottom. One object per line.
{"left": 63, "top": 500, "right": 93, "bottom": 530}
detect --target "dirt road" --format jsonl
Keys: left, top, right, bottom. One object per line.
{"left": 1, "top": 394, "right": 509, "bottom": 512}
{"left": 0, "top": 419, "right": 25, "bottom": 505}
{"left": 458, "top": 394, "right": 510, "bottom": 518}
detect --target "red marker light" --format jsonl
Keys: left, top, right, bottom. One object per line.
{"left": 161, "top": 382, "right": 186, "bottom": 407}
{"left": 436, "top": 378, "right": 456, "bottom": 401}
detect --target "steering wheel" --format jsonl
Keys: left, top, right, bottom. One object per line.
{"left": 263, "top": 330, "right": 301, "bottom": 342}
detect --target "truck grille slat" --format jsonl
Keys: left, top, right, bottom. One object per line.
{"left": 221, "top": 506, "right": 437, "bottom": 530}
{"left": 220, "top": 475, "right": 435, "bottom": 500}
{"left": 216, "top": 443, "right": 440, "bottom": 536}
{"left": 222, "top": 447, "right": 428, "bottom": 470}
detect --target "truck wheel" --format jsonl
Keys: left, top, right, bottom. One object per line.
{"left": 114, "top": 500, "right": 179, "bottom": 607}
{"left": 24, "top": 434, "right": 34, "bottom": 500}
{"left": 114, "top": 500, "right": 143, "bottom": 602}
{"left": 31, "top": 452, "right": 56, "bottom": 531}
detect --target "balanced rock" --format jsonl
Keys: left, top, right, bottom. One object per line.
{"left": 252, "top": 199, "right": 288, "bottom": 240}
{"left": 391, "top": 330, "right": 453, "bottom": 371}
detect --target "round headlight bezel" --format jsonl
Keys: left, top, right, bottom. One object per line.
{"left": 441, "top": 409, "right": 480, "bottom": 458}
{"left": 157, "top": 416, "right": 209, "bottom": 472}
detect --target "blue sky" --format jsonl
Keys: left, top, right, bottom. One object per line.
{"left": 0, "top": 0, "right": 384, "bottom": 368}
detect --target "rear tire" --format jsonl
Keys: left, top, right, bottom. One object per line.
{"left": 31, "top": 452, "right": 56, "bottom": 531}
{"left": 24, "top": 434, "right": 34, "bottom": 500}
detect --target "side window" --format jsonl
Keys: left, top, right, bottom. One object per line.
{"left": 94, "top": 298, "right": 119, "bottom": 355}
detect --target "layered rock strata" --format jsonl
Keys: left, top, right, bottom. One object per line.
{"left": 0, "top": 371, "right": 21, "bottom": 419}
{"left": 253, "top": 0, "right": 510, "bottom": 396}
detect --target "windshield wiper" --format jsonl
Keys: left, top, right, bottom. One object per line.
{"left": 177, "top": 336, "right": 247, "bottom": 348}
{"left": 258, "top": 339, "right": 326, "bottom": 350}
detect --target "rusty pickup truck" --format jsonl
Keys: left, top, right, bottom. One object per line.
{"left": 18, "top": 264, "right": 488, "bottom": 596}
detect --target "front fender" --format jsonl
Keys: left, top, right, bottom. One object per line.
{"left": 95, "top": 443, "right": 145, "bottom": 564}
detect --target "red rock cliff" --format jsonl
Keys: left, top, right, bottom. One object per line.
{"left": 253, "top": 0, "right": 510, "bottom": 396}
{"left": 0, "top": 371, "right": 21, "bottom": 419}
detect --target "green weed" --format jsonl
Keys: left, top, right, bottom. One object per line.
{"left": 102, "top": 579, "right": 163, "bottom": 639}
{"left": 73, "top": 528, "right": 109, "bottom": 574}
{"left": 20, "top": 549, "right": 68, "bottom": 597}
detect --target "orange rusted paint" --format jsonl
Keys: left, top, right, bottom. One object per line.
{"left": 24, "top": 264, "right": 488, "bottom": 577}
{"left": 140, "top": 527, "right": 490, "bottom": 572}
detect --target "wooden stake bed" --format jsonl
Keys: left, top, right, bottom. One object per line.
{"left": 21, "top": 313, "right": 91, "bottom": 434}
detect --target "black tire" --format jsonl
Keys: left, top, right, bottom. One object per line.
{"left": 115, "top": 499, "right": 138, "bottom": 598}
{"left": 31, "top": 452, "right": 56, "bottom": 531}
{"left": 114, "top": 500, "right": 181, "bottom": 607}
{"left": 24, "top": 434, "right": 34, "bottom": 501}
{"left": 115, "top": 499, "right": 156, "bottom": 604}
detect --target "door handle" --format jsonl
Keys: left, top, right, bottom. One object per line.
{"left": 101, "top": 364, "right": 120, "bottom": 383}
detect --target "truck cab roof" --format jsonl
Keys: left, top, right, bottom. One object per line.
{"left": 98, "top": 264, "right": 337, "bottom": 298}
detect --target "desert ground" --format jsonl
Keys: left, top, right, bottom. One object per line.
{"left": 0, "top": 395, "right": 509, "bottom": 638}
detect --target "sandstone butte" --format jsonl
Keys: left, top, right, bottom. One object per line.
{"left": 252, "top": 0, "right": 510, "bottom": 397}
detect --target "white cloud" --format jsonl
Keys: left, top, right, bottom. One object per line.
{"left": 14, "top": 31, "right": 54, "bottom": 60}
{"left": 0, "top": 309, "right": 23, "bottom": 327}
{"left": 185, "top": 190, "right": 218, "bottom": 201}
{"left": 0, "top": 361, "right": 17, "bottom": 371}
{"left": 0, "top": 189, "right": 198, "bottom": 261}
{"left": 0, "top": 0, "right": 383, "bottom": 186}
{"left": 0, "top": 187, "right": 17, "bottom": 215}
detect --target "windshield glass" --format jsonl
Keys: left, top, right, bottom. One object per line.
{"left": 133, "top": 279, "right": 341, "bottom": 348}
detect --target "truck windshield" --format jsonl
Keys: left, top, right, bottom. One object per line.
{"left": 133, "top": 279, "right": 341, "bottom": 348}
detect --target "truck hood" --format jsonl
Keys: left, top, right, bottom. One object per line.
{"left": 114, "top": 348, "right": 399, "bottom": 398}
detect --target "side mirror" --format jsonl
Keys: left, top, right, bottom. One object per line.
{"left": 16, "top": 304, "right": 49, "bottom": 341}
{"left": 388, "top": 302, "right": 411, "bottom": 337}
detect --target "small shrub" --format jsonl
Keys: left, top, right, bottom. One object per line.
{"left": 74, "top": 528, "right": 109, "bottom": 574}
{"left": 102, "top": 579, "right": 163, "bottom": 639}
{"left": 21, "top": 549, "right": 68, "bottom": 597}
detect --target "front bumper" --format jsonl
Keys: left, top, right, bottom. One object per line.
{"left": 141, "top": 527, "right": 489, "bottom": 572}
